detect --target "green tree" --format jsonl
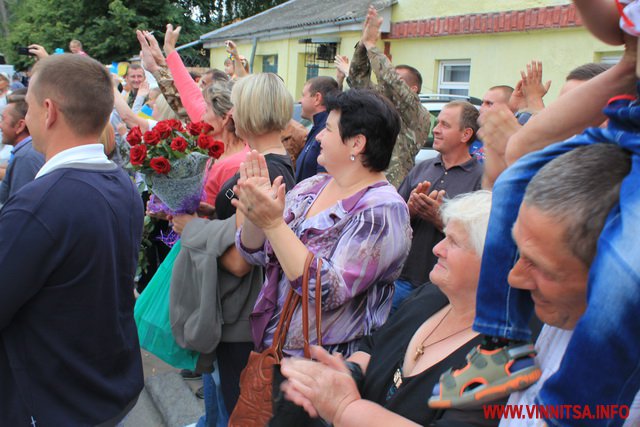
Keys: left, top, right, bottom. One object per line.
{"left": 1, "top": 0, "right": 287, "bottom": 69}
{"left": 2, "top": 0, "right": 198, "bottom": 68}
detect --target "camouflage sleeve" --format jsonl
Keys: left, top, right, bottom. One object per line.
{"left": 346, "top": 42, "right": 375, "bottom": 90}
{"left": 151, "top": 66, "right": 189, "bottom": 122}
{"left": 366, "top": 46, "right": 431, "bottom": 188}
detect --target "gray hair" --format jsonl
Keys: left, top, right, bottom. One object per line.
{"left": 204, "top": 80, "right": 234, "bottom": 118}
{"left": 440, "top": 190, "right": 492, "bottom": 257}
{"left": 523, "top": 143, "right": 630, "bottom": 266}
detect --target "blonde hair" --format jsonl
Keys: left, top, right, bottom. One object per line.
{"left": 231, "top": 73, "right": 292, "bottom": 137}
{"left": 99, "top": 123, "right": 116, "bottom": 156}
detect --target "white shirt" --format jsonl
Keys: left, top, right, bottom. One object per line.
{"left": 36, "top": 143, "right": 112, "bottom": 179}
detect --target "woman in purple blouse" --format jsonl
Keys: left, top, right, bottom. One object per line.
{"left": 232, "top": 89, "right": 411, "bottom": 357}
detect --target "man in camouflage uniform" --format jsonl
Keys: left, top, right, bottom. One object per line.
{"left": 347, "top": 6, "right": 430, "bottom": 188}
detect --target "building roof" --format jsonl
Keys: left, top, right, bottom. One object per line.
{"left": 200, "top": 0, "right": 396, "bottom": 44}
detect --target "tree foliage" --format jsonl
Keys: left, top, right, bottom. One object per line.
{"left": 1, "top": 0, "right": 287, "bottom": 69}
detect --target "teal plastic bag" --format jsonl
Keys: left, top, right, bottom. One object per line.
{"left": 134, "top": 240, "right": 199, "bottom": 370}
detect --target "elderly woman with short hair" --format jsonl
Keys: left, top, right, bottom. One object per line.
{"left": 232, "top": 88, "right": 411, "bottom": 358}
{"left": 280, "top": 190, "right": 502, "bottom": 427}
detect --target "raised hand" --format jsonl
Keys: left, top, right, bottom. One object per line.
{"left": 136, "top": 30, "right": 166, "bottom": 73}
{"left": 520, "top": 60, "right": 551, "bottom": 111}
{"left": 478, "top": 103, "right": 520, "bottom": 158}
{"left": 225, "top": 40, "right": 240, "bottom": 59}
{"left": 232, "top": 150, "right": 286, "bottom": 230}
{"left": 163, "top": 24, "right": 182, "bottom": 56}
{"left": 361, "top": 6, "right": 383, "bottom": 49}
{"left": 28, "top": 44, "right": 49, "bottom": 60}
{"left": 508, "top": 79, "right": 526, "bottom": 112}
{"left": 335, "top": 55, "right": 350, "bottom": 77}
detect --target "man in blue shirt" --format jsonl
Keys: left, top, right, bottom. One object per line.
{"left": 295, "top": 76, "right": 339, "bottom": 182}
{"left": 0, "top": 88, "right": 44, "bottom": 207}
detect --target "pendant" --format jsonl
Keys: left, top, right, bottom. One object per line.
{"left": 393, "top": 367, "right": 403, "bottom": 389}
{"left": 414, "top": 345, "right": 425, "bottom": 361}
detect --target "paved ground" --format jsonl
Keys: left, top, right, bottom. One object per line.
{"left": 124, "top": 350, "right": 205, "bottom": 427}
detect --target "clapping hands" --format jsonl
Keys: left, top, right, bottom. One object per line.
{"left": 231, "top": 150, "right": 286, "bottom": 230}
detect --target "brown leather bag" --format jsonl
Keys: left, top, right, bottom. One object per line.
{"left": 228, "top": 252, "right": 323, "bottom": 427}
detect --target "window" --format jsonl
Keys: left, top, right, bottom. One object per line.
{"left": 438, "top": 60, "right": 470, "bottom": 96}
{"left": 600, "top": 54, "right": 622, "bottom": 65}
{"left": 300, "top": 37, "right": 339, "bottom": 81}
{"left": 306, "top": 64, "right": 319, "bottom": 81}
{"left": 262, "top": 55, "right": 278, "bottom": 74}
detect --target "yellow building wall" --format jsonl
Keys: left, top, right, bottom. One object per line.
{"left": 382, "top": 27, "right": 622, "bottom": 101}
{"left": 392, "top": 0, "right": 571, "bottom": 21}
{"left": 209, "top": 31, "right": 362, "bottom": 99}
{"left": 206, "top": 1, "right": 617, "bottom": 104}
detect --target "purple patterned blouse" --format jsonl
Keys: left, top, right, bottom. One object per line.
{"left": 236, "top": 174, "right": 411, "bottom": 357}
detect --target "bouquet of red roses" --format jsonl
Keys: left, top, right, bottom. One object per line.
{"left": 126, "top": 120, "right": 224, "bottom": 214}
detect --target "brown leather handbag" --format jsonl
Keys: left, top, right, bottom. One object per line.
{"left": 228, "top": 252, "right": 323, "bottom": 427}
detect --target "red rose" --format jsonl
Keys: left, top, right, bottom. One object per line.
{"left": 187, "top": 121, "right": 202, "bottom": 136}
{"left": 197, "top": 134, "right": 214, "bottom": 150}
{"left": 170, "top": 137, "right": 188, "bottom": 152}
{"left": 130, "top": 144, "right": 147, "bottom": 165}
{"left": 143, "top": 129, "right": 161, "bottom": 145}
{"left": 208, "top": 140, "right": 225, "bottom": 159}
{"left": 154, "top": 121, "right": 173, "bottom": 139}
{"left": 166, "top": 119, "right": 184, "bottom": 131}
{"left": 200, "top": 122, "right": 214, "bottom": 135}
{"left": 126, "top": 126, "right": 142, "bottom": 146}
{"left": 150, "top": 156, "right": 171, "bottom": 174}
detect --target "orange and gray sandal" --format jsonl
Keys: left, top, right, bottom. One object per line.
{"left": 428, "top": 343, "right": 542, "bottom": 409}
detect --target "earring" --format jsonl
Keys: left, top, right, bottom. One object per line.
{"left": 350, "top": 154, "right": 356, "bottom": 162}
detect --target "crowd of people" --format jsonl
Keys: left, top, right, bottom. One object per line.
{"left": 0, "top": 1, "right": 639, "bottom": 426}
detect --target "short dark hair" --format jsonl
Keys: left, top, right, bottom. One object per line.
{"left": 6, "top": 88, "right": 28, "bottom": 122}
{"left": 445, "top": 100, "right": 479, "bottom": 145}
{"left": 31, "top": 54, "right": 113, "bottom": 137}
{"left": 395, "top": 65, "right": 423, "bottom": 93}
{"left": 524, "top": 143, "right": 630, "bottom": 266}
{"left": 566, "top": 63, "right": 612, "bottom": 81}
{"left": 125, "top": 63, "right": 144, "bottom": 76}
{"left": 325, "top": 89, "right": 401, "bottom": 172}
{"left": 204, "top": 68, "right": 230, "bottom": 83}
{"left": 489, "top": 85, "right": 514, "bottom": 101}
{"left": 306, "top": 76, "right": 339, "bottom": 107}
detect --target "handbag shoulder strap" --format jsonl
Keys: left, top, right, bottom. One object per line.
{"left": 272, "top": 252, "right": 314, "bottom": 357}
{"left": 302, "top": 254, "right": 323, "bottom": 358}
{"left": 272, "top": 252, "right": 323, "bottom": 359}
{"left": 271, "top": 288, "right": 298, "bottom": 357}
{"left": 315, "top": 257, "right": 323, "bottom": 347}
{"left": 301, "top": 252, "right": 314, "bottom": 358}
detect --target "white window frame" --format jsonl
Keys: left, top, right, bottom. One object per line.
{"left": 600, "top": 54, "right": 622, "bottom": 65}
{"left": 438, "top": 60, "right": 471, "bottom": 96}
